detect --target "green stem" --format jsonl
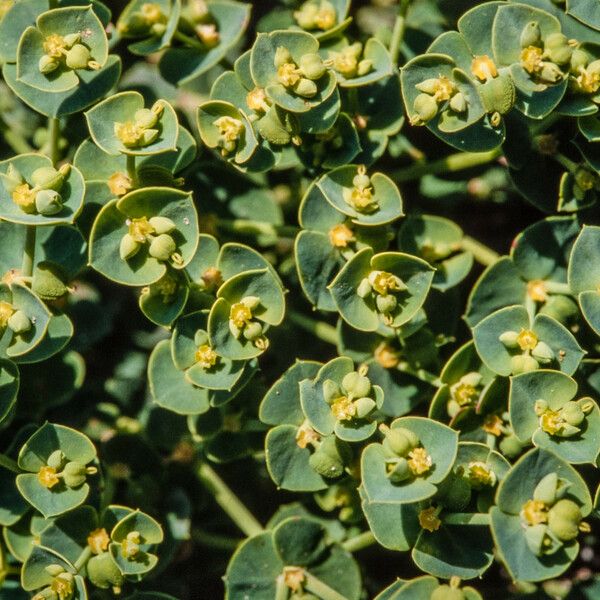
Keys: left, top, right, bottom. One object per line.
{"left": 172, "top": 30, "right": 205, "bottom": 50}
{"left": 342, "top": 531, "right": 376, "bottom": 553}
{"left": 442, "top": 512, "right": 490, "bottom": 526}
{"left": 0, "top": 453, "right": 20, "bottom": 474}
{"left": 461, "top": 235, "right": 500, "bottom": 267}
{"left": 397, "top": 362, "right": 440, "bottom": 386}
{"left": 6, "top": 565, "right": 21, "bottom": 576}
{"left": 287, "top": 310, "right": 338, "bottom": 346}
{"left": 392, "top": 148, "right": 502, "bottom": 183}
{"left": 74, "top": 546, "right": 92, "bottom": 572}
{"left": 553, "top": 152, "right": 578, "bottom": 173}
{"left": 388, "top": 0, "right": 410, "bottom": 65}
{"left": 21, "top": 224, "right": 36, "bottom": 278}
{"left": 192, "top": 528, "right": 243, "bottom": 551}
{"left": 304, "top": 572, "right": 349, "bottom": 600}
{"left": 197, "top": 462, "right": 264, "bottom": 538}
{"left": 47, "top": 117, "right": 60, "bottom": 166}
{"left": 544, "top": 281, "right": 572, "bottom": 295}
{"left": 126, "top": 154, "right": 137, "bottom": 186}
{"left": 217, "top": 219, "right": 299, "bottom": 239}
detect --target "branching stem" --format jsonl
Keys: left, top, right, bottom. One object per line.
{"left": 461, "top": 235, "right": 500, "bottom": 267}
{"left": 342, "top": 531, "right": 376, "bottom": 553}
{"left": 389, "top": 0, "right": 410, "bottom": 65}
{"left": 0, "top": 453, "right": 20, "bottom": 474}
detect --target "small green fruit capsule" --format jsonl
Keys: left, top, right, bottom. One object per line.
{"left": 354, "top": 396, "right": 376, "bottom": 419}
{"left": 309, "top": 448, "right": 344, "bottom": 478}
{"left": 386, "top": 457, "right": 411, "bottom": 483}
{"left": 539, "top": 62, "right": 564, "bottom": 83}
{"left": 242, "top": 321, "right": 263, "bottom": 341}
{"left": 520, "top": 21, "right": 541, "bottom": 48}
{"left": 498, "top": 434, "right": 523, "bottom": 458}
{"left": 560, "top": 401, "right": 585, "bottom": 426}
{"left": 151, "top": 22, "right": 166, "bottom": 35}
{"left": 342, "top": 371, "right": 371, "bottom": 398}
{"left": 544, "top": 32, "right": 568, "bottom": 50}
{"left": 63, "top": 33, "right": 80, "bottom": 47}
{"left": 323, "top": 379, "right": 341, "bottom": 404}
{"left": 120, "top": 234, "right": 141, "bottom": 260}
{"left": 415, "top": 78, "right": 440, "bottom": 94}
{"left": 533, "top": 472, "right": 558, "bottom": 504}
{"left": 548, "top": 499, "right": 582, "bottom": 541}
{"left": 35, "top": 189, "right": 63, "bottom": 215}
{"left": 534, "top": 398, "right": 549, "bottom": 416}
{"left": 356, "top": 278, "right": 372, "bottom": 298}
{"left": 499, "top": 330, "right": 519, "bottom": 348}
{"left": 523, "top": 355, "right": 540, "bottom": 372}
{"left": 148, "top": 216, "right": 176, "bottom": 234}
{"left": 461, "top": 372, "right": 482, "bottom": 387}
{"left": 376, "top": 294, "right": 397, "bottom": 314}
{"left": 430, "top": 584, "right": 465, "bottom": 600}
{"left": 39, "top": 55, "right": 59, "bottom": 74}
{"left": 299, "top": 52, "right": 326, "bottom": 80}
{"left": 480, "top": 75, "right": 516, "bottom": 114}
{"left": 87, "top": 553, "right": 125, "bottom": 590}
{"left": 532, "top": 341, "right": 554, "bottom": 364}
{"left": 383, "top": 426, "right": 418, "bottom": 456}
{"left": 31, "top": 165, "right": 65, "bottom": 191}
{"left": 449, "top": 92, "right": 467, "bottom": 113}
{"left": 2, "top": 164, "right": 23, "bottom": 193}
{"left": 352, "top": 172, "right": 371, "bottom": 189}
{"left": 8, "top": 310, "right": 31, "bottom": 334}
{"left": 134, "top": 108, "right": 159, "bottom": 129}
{"left": 140, "top": 128, "right": 159, "bottom": 146}
{"left": 294, "top": 77, "right": 318, "bottom": 98}
{"left": 357, "top": 59, "right": 373, "bottom": 76}
{"left": 65, "top": 44, "right": 91, "bottom": 70}
{"left": 46, "top": 450, "right": 65, "bottom": 470}
{"left": 45, "top": 564, "right": 65, "bottom": 577}
{"left": 242, "top": 295, "right": 261, "bottom": 310}
{"left": 413, "top": 93, "right": 438, "bottom": 123}
{"left": 149, "top": 233, "right": 176, "bottom": 260}
{"left": 62, "top": 461, "right": 88, "bottom": 487}
{"left": 570, "top": 48, "right": 589, "bottom": 72}
{"left": 274, "top": 46, "right": 292, "bottom": 68}
{"left": 587, "top": 59, "right": 600, "bottom": 75}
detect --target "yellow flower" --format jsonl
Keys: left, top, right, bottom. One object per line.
{"left": 451, "top": 382, "right": 477, "bottom": 406}
{"left": 283, "top": 566, "right": 305, "bottom": 592}
{"left": 371, "top": 271, "right": 403, "bottom": 295}
{"left": 121, "top": 531, "right": 141, "bottom": 558}
{"left": 521, "top": 46, "right": 543, "bottom": 74}
{"left": 229, "top": 302, "right": 252, "bottom": 329}
{"left": 0, "top": 301, "right": 14, "bottom": 327}
{"left": 314, "top": 1, "right": 336, "bottom": 30}
{"left": 374, "top": 342, "right": 400, "bottom": 369}
{"left": 418, "top": 507, "right": 441, "bottom": 532}
{"left": 115, "top": 121, "right": 144, "bottom": 147}
{"left": 482, "top": 414, "right": 503, "bottom": 437}
{"left": 539, "top": 409, "right": 564, "bottom": 435}
{"left": 328, "top": 223, "right": 355, "bottom": 248}
{"left": 141, "top": 2, "right": 165, "bottom": 23}
{"left": 108, "top": 172, "right": 133, "bottom": 196}
{"left": 467, "top": 461, "right": 496, "bottom": 489}
{"left": 11, "top": 183, "right": 36, "bottom": 213}
{"left": 407, "top": 447, "right": 433, "bottom": 476}
{"left": 527, "top": 280, "right": 548, "bottom": 303}
{"left": 43, "top": 34, "right": 67, "bottom": 58}
{"left": 278, "top": 63, "right": 301, "bottom": 87}
{"left": 87, "top": 528, "right": 110, "bottom": 554}
{"left": 128, "top": 216, "right": 155, "bottom": 242}
{"left": 155, "top": 273, "right": 178, "bottom": 301}
{"left": 295, "top": 423, "right": 320, "bottom": 448}
{"left": 471, "top": 55, "right": 498, "bottom": 81}
{"left": 246, "top": 87, "right": 268, "bottom": 112}
{"left": 521, "top": 499, "right": 548, "bottom": 526}
{"left": 195, "top": 344, "right": 218, "bottom": 369}
{"left": 50, "top": 573, "right": 74, "bottom": 600}
{"left": 574, "top": 68, "right": 600, "bottom": 94}
{"left": 331, "top": 396, "right": 356, "bottom": 421}
{"left": 331, "top": 48, "right": 359, "bottom": 78}
{"left": 517, "top": 328, "right": 538, "bottom": 351}
{"left": 38, "top": 465, "right": 60, "bottom": 489}
{"left": 432, "top": 76, "right": 455, "bottom": 101}
{"left": 201, "top": 266, "right": 223, "bottom": 290}
{"left": 196, "top": 23, "right": 220, "bottom": 48}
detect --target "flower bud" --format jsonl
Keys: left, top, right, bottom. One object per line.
{"left": 539, "top": 62, "right": 564, "bottom": 83}
{"left": 376, "top": 294, "right": 397, "bottom": 314}
{"left": 533, "top": 472, "right": 558, "bottom": 505}
{"left": 134, "top": 108, "right": 159, "bottom": 129}
{"left": 8, "top": 310, "right": 31, "bottom": 334}
{"left": 354, "top": 396, "right": 376, "bottom": 419}
{"left": 35, "top": 189, "right": 63, "bottom": 215}
{"left": 415, "top": 78, "right": 440, "bottom": 94}
{"left": 151, "top": 22, "right": 166, "bottom": 35}
{"left": 294, "top": 77, "right": 318, "bottom": 98}
{"left": 560, "top": 401, "right": 585, "bottom": 426}
{"left": 531, "top": 341, "right": 554, "bottom": 364}
{"left": 342, "top": 371, "right": 371, "bottom": 398}
{"left": 148, "top": 216, "right": 176, "bottom": 234}
{"left": 510, "top": 354, "right": 539, "bottom": 374}
{"left": 520, "top": 21, "right": 541, "bottom": 48}
{"left": 431, "top": 584, "right": 465, "bottom": 600}
{"left": 274, "top": 46, "right": 292, "bottom": 68}
{"left": 547, "top": 499, "right": 582, "bottom": 541}
{"left": 45, "top": 564, "right": 65, "bottom": 577}
{"left": 62, "top": 461, "right": 88, "bottom": 488}
{"left": 63, "top": 33, "right": 80, "bottom": 47}
{"left": 65, "top": 44, "right": 91, "bottom": 69}
{"left": 412, "top": 93, "right": 438, "bottom": 123}
{"left": 242, "top": 320, "right": 263, "bottom": 341}
{"left": 46, "top": 450, "right": 65, "bottom": 470}
{"left": 299, "top": 52, "right": 326, "bottom": 80}
{"left": 149, "top": 233, "right": 176, "bottom": 261}
{"left": 31, "top": 165, "right": 65, "bottom": 191}
{"left": 498, "top": 433, "right": 524, "bottom": 458}
{"left": 120, "top": 233, "right": 142, "bottom": 261}
{"left": 140, "top": 128, "right": 159, "bottom": 146}
{"left": 87, "top": 553, "right": 124, "bottom": 590}
{"left": 357, "top": 59, "right": 373, "bottom": 76}
{"left": 381, "top": 426, "right": 418, "bottom": 457}
{"left": 534, "top": 398, "right": 549, "bottom": 416}
{"left": 356, "top": 278, "right": 372, "bottom": 298}
{"left": 39, "top": 55, "right": 59, "bottom": 74}
{"left": 32, "top": 261, "right": 69, "bottom": 300}
{"left": 386, "top": 457, "right": 411, "bottom": 483}
{"left": 499, "top": 330, "right": 519, "bottom": 348}
{"left": 524, "top": 523, "right": 549, "bottom": 556}
{"left": 449, "top": 92, "right": 467, "bottom": 113}
{"left": 323, "top": 379, "right": 341, "bottom": 404}
{"left": 309, "top": 444, "right": 344, "bottom": 478}
{"left": 2, "top": 164, "right": 23, "bottom": 193}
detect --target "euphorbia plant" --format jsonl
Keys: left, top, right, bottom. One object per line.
{"left": 1, "top": 0, "right": 600, "bottom": 598}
